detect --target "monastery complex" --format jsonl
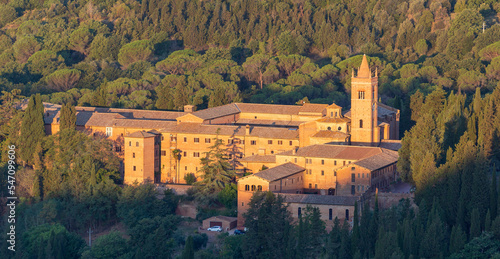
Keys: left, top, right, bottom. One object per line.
{"left": 42, "top": 55, "right": 402, "bottom": 226}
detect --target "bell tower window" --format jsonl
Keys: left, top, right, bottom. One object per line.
{"left": 358, "top": 91, "right": 365, "bottom": 99}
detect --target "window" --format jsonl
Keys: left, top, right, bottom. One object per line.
{"left": 185, "top": 166, "right": 187, "bottom": 170}
{"left": 331, "top": 112, "right": 333, "bottom": 117}
{"left": 294, "top": 158, "right": 297, "bottom": 163}
{"left": 205, "top": 138, "right": 211, "bottom": 143}
{"left": 133, "top": 166, "right": 136, "bottom": 171}
{"left": 242, "top": 202, "right": 244, "bottom": 206}
{"left": 338, "top": 126, "right": 342, "bottom": 131}
{"left": 315, "top": 184, "right": 318, "bottom": 189}
{"left": 352, "top": 173, "right": 355, "bottom": 182}
{"left": 358, "top": 173, "right": 360, "bottom": 178}
{"left": 321, "top": 160, "right": 324, "bottom": 165}
{"left": 251, "top": 185, "right": 256, "bottom": 191}
{"left": 278, "top": 140, "right": 283, "bottom": 145}
{"left": 351, "top": 167, "right": 356, "bottom": 170}
{"left": 132, "top": 153, "right": 135, "bottom": 158}
{"left": 334, "top": 171, "right": 337, "bottom": 177}
{"left": 115, "top": 146, "right": 121, "bottom": 152}
{"left": 329, "top": 209, "right": 333, "bottom": 220}
{"left": 194, "top": 152, "right": 200, "bottom": 157}
{"left": 289, "top": 141, "right": 293, "bottom": 145}
{"left": 309, "top": 183, "right": 312, "bottom": 188}
{"left": 321, "top": 170, "right": 324, "bottom": 176}
{"left": 298, "top": 207, "right": 302, "bottom": 218}
{"left": 360, "top": 120, "right": 363, "bottom": 128}
{"left": 357, "top": 185, "right": 360, "bottom": 191}
{"left": 161, "top": 136, "right": 164, "bottom": 141}
{"left": 106, "top": 127, "right": 112, "bottom": 137}
{"left": 161, "top": 151, "right": 166, "bottom": 156}
{"left": 343, "top": 161, "right": 346, "bottom": 166}
{"left": 335, "top": 112, "right": 338, "bottom": 117}
{"left": 358, "top": 91, "right": 365, "bottom": 99}
{"left": 258, "top": 185, "right": 262, "bottom": 191}
{"left": 183, "top": 152, "right": 187, "bottom": 157}
{"left": 136, "top": 142, "right": 139, "bottom": 147}
{"left": 346, "top": 209, "right": 350, "bottom": 220}
{"left": 327, "top": 126, "right": 331, "bottom": 131}
{"left": 194, "top": 138, "right": 199, "bottom": 143}
{"left": 251, "top": 140, "right": 256, "bottom": 145}
{"left": 184, "top": 137, "right": 187, "bottom": 142}
{"left": 245, "top": 185, "right": 249, "bottom": 191}
{"left": 129, "top": 141, "right": 131, "bottom": 146}
{"left": 334, "top": 160, "right": 337, "bottom": 166}
{"left": 362, "top": 186, "right": 365, "bottom": 191}
{"left": 362, "top": 173, "right": 364, "bottom": 178}
{"left": 268, "top": 140, "right": 273, "bottom": 145}
{"left": 351, "top": 185, "right": 355, "bottom": 195}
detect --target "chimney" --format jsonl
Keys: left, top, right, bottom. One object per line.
{"left": 245, "top": 125, "right": 250, "bottom": 135}
{"left": 184, "top": 105, "right": 195, "bottom": 113}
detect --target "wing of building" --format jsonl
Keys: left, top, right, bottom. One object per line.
{"left": 42, "top": 55, "right": 401, "bottom": 227}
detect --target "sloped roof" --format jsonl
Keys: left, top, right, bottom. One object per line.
{"left": 126, "top": 131, "right": 158, "bottom": 138}
{"left": 235, "top": 103, "right": 302, "bottom": 115}
{"left": 234, "top": 119, "right": 304, "bottom": 127}
{"left": 326, "top": 103, "right": 341, "bottom": 109}
{"left": 84, "top": 113, "right": 126, "bottom": 127}
{"left": 191, "top": 103, "right": 240, "bottom": 120}
{"left": 250, "top": 162, "right": 305, "bottom": 182}
{"left": 317, "top": 117, "right": 350, "bottom": 123}
{"left": 239, "top": 155, "right": 276, "bottom": 163}
{"left": 112, "top": 119, "right": 176, "bottom": 129}
{"left": 298, "top": 103, "right": 327, "bottom": 114}
{"left": 357, "top": 54, "right": 371, "bottom": 78}
{"left": 278, "top": 144, "right": 382, "bottom": 160}
{"left": 281, "top": 193, "right": 359, "bottom": 206}
{"left": 353, "top": 148, "right": 398, "bottom": 171}
{"left": 161, "top": 123, "right": 299, "bottom": 139}
{"left": 378, "top": 140, "right": 402, "bottom": 151}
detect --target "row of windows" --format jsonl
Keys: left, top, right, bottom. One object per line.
{"left": 169, "top": 136, "right": 294, "bottom": 146}
{"left": 244, "top": 185, "right": 263, "bottom": 191}
{"left": 298, "top": 207, "right": 349, "bottom": 221}
{"left": 128, "top": 141, "right": 140, "bottom": 147}
{"left": 302, "top": 158, "right": 349, "bottom": 166}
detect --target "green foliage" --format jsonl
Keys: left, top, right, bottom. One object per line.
{"left": 84, "top": 231, "right": 129, "bottom": 259}
{"left": 128, "top": 215, "right": 179, "bottom": 258}
{"left": 19, "top": 94, "right": 45, "bottom": 164}
{"left": 59, "top": 102, "right": 76, "bottom": 131}
{"left": 217, "top": 182, "right": 237, "bottom": 209}
{"left": 182, "top": 236, "right": 195, "bottom": 259}
{"left": 46, "top": 69, "right": 81, "bottom": 91}
{"left": 184, "top": 173, "right": 197, "bottom": 185}
{"left": 118, "top": 40, "right": 154, "bottom": 68}
{"left": 21, "top": 223, "right": 86, "bottom": 259}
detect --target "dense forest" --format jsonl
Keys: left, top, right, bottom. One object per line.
{"left": 1, "top": 0, "right": 500, "bottom": 258}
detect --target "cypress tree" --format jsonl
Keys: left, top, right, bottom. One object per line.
{"left": 449, "top": 225, "right": 466, "bottom": 254}
{"left": 351, "top": 201, "right": 360, "bottom": 251}
{"left": 181, "top": 236, "right": 194, "bottom": 259}
{"left": 59, "top": 103, "right": 76, "bottom": 131}
{"left": 369, "top": 194, "right": 379, "bottom": 256}
{"left": 491, "top": 168, "right": 498, "bottom": 220}
{"left": 485, "top": 209, "right": 492, "bottom": 232}
{"left": 470, "top": 208, "right": 481, "bottom": 238}
{"left": 20, "top": 94, "right": 45, "bottom": 165}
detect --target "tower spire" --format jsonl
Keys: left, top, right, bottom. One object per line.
{"left": 358, "top": 54, "right": 370, "bottom": 78}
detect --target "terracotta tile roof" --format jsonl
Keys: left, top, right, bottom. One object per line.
{"left": 76, "top": 107, "right": 185, "bottom": 121}
{"left": 239, "top": 155, "right": 276, "bottom": 163}
{"left": 298, "top": 103, "right": 327, "bottom": 114}
{"left": 76, "top": 111, "right": 95, "bottom": 126}
{"left": 278, "top": 144, "right": 382, "bottom": 160}
{"left": 378, "top": 140, "right": 402, "bottom": 151}
{"left": 326, "top": 103, "right": 341, "bottom": 109}
{"left": 235, "top": 103, "right": 302, "bottom": 115}
{"left": 126, "top": 131, "right": 158, "bottom": 138}
{"left": 111, "top": 119, "right": 177, "bottom": 129}
{"left": 84, "top": 113, "right": 126, "bottom": 127}
{"left": 377, "top": 103, "right": 398, "bottom": 117}
{"left": 204, "top": 216, "right": 237, "bottom": 222}
{"left": 353, "top": 148, "right": 398, "bottom": 170}
{"left": 191, "top": 103, "right": 240, "bottom": 120}
{"left": 249, "top": 162, "right": 305, "bottom": 182}
{"left": 281, "top": 193, "right": 359, "bottom": 206}
{"left": 234, "top": 119, "right": 304, "bottom": 127}
{"left": 311, "top": 131, "right": 349, "bottom": 139}
{"left": 161, "top": 123, "right": 299, "bottom": 139}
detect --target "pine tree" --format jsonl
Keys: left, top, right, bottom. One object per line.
{"left": 59, "top": 103, "right": 76, "bottom": 131}
{"left": 20, "top": 94, "right": 45, "bottom": 165}
{"left": 470, "top": 208, "right": 481, "bottom": 238}
{"left": 181, "top": 236, "right": 194, "bottom": 259}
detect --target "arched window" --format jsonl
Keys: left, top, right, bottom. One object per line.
{"left": 251, "top": 185, "right": 256, "bottom": 191}
{"left": 245, "top": 185, "right": 249, "bottom": 191}
{"left": 136, "top": 141, "right": 139, "bottom": 146}
{"left": 257, "top": 185, "right": 262, "bottom": 191}
{"left": 359, "top": 120, "right": 363, "bottom": 128}
{"left": 329, "top": 209, "right": 333, "bottom": 220}
{"left": 298, "top": 207, "right": 302, "bottom": 218}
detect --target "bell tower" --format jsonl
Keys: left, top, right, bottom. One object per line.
{"left": 350, "top": 55, "right": 379, "bottom": 146}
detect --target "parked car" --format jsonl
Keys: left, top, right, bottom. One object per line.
{"left": 207, "top": 226, "right": 222, "bottom": 232}
{"left": 234, "top": 229, "right": 245, "bottom": 235}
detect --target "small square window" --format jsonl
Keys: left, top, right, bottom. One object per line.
{"left": 251, "top": 140, "right": 256, "bottom": 145}
{"left": 278, "top": 140, "right": 283, "bottom": 145}
{"left": 194, "top": 138, "right": 199, "bottom": 143}
{"left": 268, "top": 140, "right": 273, "bottom": 145}
{"left": 289, "top": 141, "right": 293, "bottom": 145}
{"left": 161, "top": 151, "right": 166, "bottom": 156}
{"left": 205, "top": 138, "right": 211, "bottom": 143}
